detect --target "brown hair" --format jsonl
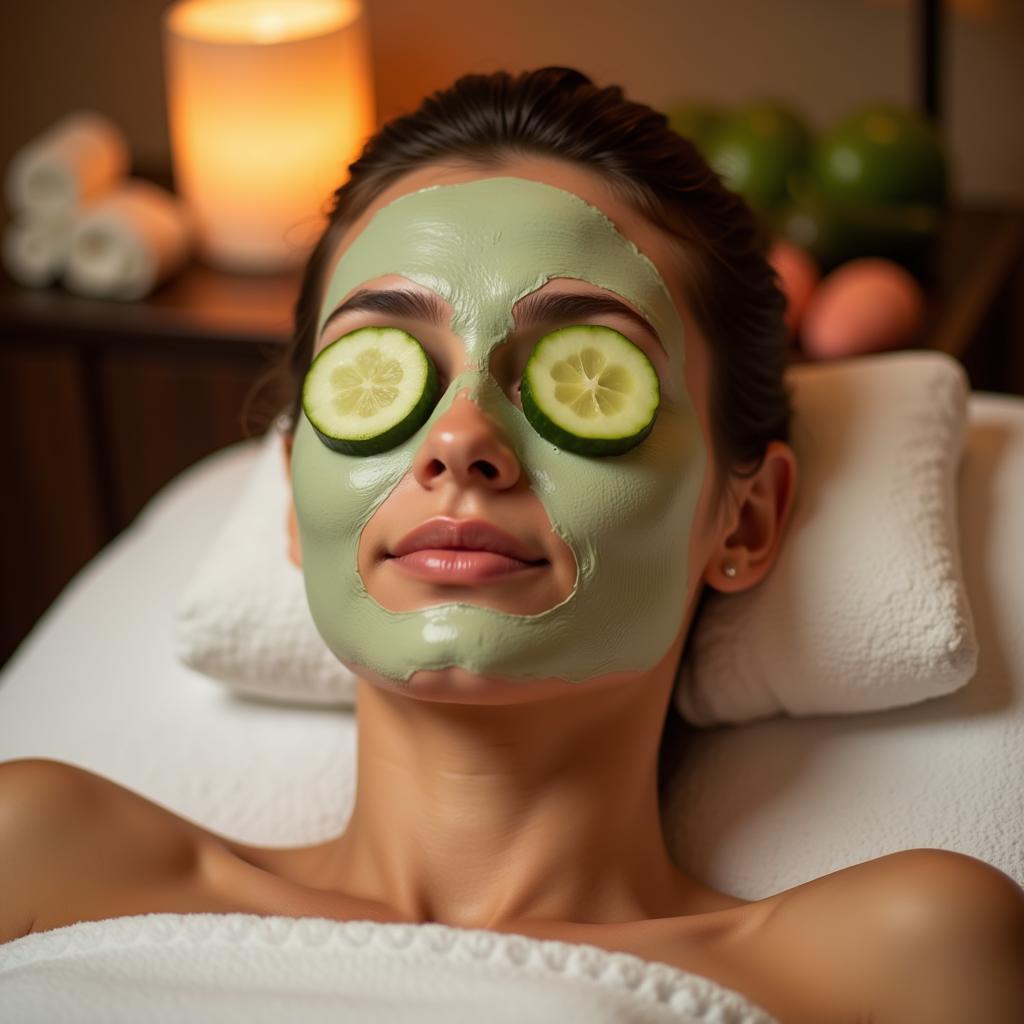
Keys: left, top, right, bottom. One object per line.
{"left": 274, "top": 65, "right": 792, "bottom": 513}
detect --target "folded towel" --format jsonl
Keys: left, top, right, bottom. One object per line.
{"left": 63, "top": 180, "right": 192, "bottom": 301}
{"left": 0, "top": 914, "right": 777, "bottom": 1023}
{"left": 1, "top": 215, "right": 73, "bottom": 288}
{"left": 676, "top": 351, "right": 977, "bottom": 723}
{"left": 4, "top": 111, "right": 128, "bottom": 219}
{"left": 176, "top": 423, "right": 360, "bottom": 706}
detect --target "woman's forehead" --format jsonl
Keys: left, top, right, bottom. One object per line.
{"left": 333, "top": 158, "right": 628, "bottom": 259}
{"left": 328, "top": 159, "right": 689, "bottom": 309}
{"left": 318, "top": 176, "right": 687, "bottom": 383}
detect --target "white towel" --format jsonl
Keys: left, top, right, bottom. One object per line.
{"left": 0, "top": 914, "right": 777, "bottom": 1023}
{"left": 63, "top": 180, "right": 192, "bottom": 301}
{"left": 175, "top": 424, "right": 360, "bottom": 707}
{"left": 1, "top": 215, "right": 73, "bottom": 288}
{"left": 676, "top": 352, "right": 977, "bottom": 723}
{"left": 4, "top": 111, "right": 128, "bottom": 219}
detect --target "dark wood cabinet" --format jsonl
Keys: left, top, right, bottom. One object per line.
{"left": 1, "top": 205, "right": 1022, "bottom": 668}
{"left": 0, "top": 264, "right": 300, "bottom": 667}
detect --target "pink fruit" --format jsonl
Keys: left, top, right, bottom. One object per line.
{"left": 800, "top": 257, "right": 925, "bottom": 359}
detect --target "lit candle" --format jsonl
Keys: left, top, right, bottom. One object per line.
{"left": 163, "top": 0, "right": 376, "bottom": 273}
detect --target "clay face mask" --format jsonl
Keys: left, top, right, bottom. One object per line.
{"left": 291, "top": 176, "right": 707, "bottom": 683}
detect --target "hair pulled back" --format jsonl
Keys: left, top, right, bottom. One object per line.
{"left": 281, "top": 66, "right": 792, "bottom": 510}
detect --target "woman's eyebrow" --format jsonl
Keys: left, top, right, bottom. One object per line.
{"left": 512, "top": 291, "right": 665, "bottom": 354}
{"left": 320, "top": 286, "right": 664, "bottom": 354}
{"left": 321, "top": 288, "right": 452, "bottom": 337}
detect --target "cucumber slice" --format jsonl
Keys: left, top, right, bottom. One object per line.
{"left": 520, "top": 325, "right": 660, "bottom": 456}
{"left": 303, "top": 326, "right": 440, "bottom": 455}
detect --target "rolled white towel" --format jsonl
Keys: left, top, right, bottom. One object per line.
{"left": 2, "top": 215, "right": 74, "bottom": 287}
{"left": 64, "top": 179, "right": 192, "bottom": 301}
{"left": 5, "top": 111, "right": 129, "bottom": 219}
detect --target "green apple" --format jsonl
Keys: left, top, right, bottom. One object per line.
{"left": 703, "top": 101, "right": 813, "bottom": 210}
{"left": 813, "top": 104, "right": 948, "bottom": 206}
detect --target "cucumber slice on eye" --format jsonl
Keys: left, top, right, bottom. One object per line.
{"left": 302, "top": 326, "right": 440, "bottom": 455}
{"left": 520, "top": 325, "right": 660, "bottom": 456}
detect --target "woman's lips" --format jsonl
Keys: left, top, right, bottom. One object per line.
{"left": 386, "top": 517, "right": 548, "bottom": 585}
{"left": 389, "top": 549, "right": 546, "bottom": 584}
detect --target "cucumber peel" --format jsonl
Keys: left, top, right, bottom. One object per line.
{"left": 521, "top": 325, "right": 660, "bottom": 456}
{"left": 303, "top": 327, "right": 440, "bottom": 455}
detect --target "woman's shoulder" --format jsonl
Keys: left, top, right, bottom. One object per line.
{"left": 775, "top": 846, "right": 1024, "bottom": 926}
{"left": 758, "top": 849, "right": 1024, "bottom": 1023}
{"left": 0, "top": 758, "right": 203, "bottom": 944}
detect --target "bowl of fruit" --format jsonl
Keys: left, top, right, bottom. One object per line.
{"left": 665, "top": 97, "right": 951, "bottom": 359}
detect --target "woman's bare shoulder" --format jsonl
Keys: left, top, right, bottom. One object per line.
{"left": 0, "top": 758, "right": 103, "bottom": 942}
{"left": 778, "top": 847, "right": 1024, "bottom": 922}
{"left": 0, "top": 758, "right": 203, "bottom": 944}
{"left": 764, "top": 849, "right": 1024, "bottom": 1023}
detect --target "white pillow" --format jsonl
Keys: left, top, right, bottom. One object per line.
{"left": 176, "top": 351, "right": 978, "bottom": 723}
{"left": 676, "top": 350, "right": 977, "bottom": 723}
{"left": 175, "top": 433, "right": 359, "bottom": 707}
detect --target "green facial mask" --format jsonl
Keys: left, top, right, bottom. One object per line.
{"left": 291, "top": 176, "right": 706, "bottom": 683}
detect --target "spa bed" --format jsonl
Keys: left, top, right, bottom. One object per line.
{"left": 0, "top": 353, "right": 1022, "bottom": 1022}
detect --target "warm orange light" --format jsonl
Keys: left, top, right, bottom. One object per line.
{"left": 163, "top": 0, "right": 376, "bottom": 273}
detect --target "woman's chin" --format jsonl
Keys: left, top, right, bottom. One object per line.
{"left": 343, "top": 662, "right": 587, "bottom": 705}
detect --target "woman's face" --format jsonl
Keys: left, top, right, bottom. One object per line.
{"left": 289, "top": 155, "right": 723, "bottom": 700}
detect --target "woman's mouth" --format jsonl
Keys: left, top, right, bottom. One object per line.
{"left": 385, "top": 517, "right": 549, "bottom": 584}
{"left": 389, "top": 549, "right": 547, "bottom": 583}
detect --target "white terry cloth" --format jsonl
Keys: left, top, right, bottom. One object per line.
{"left": 175, "top": 421, "right": 361, "bottom": 706}
{"left": 677, "top": 351, "right": 976, "bottom": 723}
{"left": 64, "top": 179, "right": 192, "bottom": 301}
{"left": 5, "top": 111, "right": 128, "bottom": 219}
{"left": 0, "top": 914, "right": 778, "bottom": 1024}
{"left": 1, "top": 215, "right": 73, "bottom": 288}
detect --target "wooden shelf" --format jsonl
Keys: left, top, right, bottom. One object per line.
{"left": 783, "top": 205, "right": 1024, "bottom": 390}
{"left": 1, "top": 261, "right": 301, "bottom": 350}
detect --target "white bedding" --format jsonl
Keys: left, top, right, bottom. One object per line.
{"left": 0, "top": 393, "right": 1021, "bottom": 893}
{"left": 0, "top": 393, "right": 1022, "bottom": 1020}
{"left": 0, "top": 914, "right": 776, "bottom": 1023}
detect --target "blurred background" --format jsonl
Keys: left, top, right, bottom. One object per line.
{"left": 1, "top": 0, "right": 1022, "bottom": 203}
{"left": 1, "top": 0, "right": 1022, "bottom": 667}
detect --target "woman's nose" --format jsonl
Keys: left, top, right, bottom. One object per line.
{"left": 411, "top": 390, "right": 521, "bottom": 491}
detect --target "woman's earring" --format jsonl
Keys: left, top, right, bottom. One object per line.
{"left": 722, "top": 562, "right": 738, "bottom": 579}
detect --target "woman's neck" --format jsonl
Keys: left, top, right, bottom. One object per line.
{"left": 316, "top": 629, "right": 717, "bottom": 931}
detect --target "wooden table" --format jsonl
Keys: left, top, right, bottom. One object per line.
{"left": 1, "top": 205, "right": 1022, "bottom": 667}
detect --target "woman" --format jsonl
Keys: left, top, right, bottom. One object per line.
{"left": 2, "top": 67, "right": 1022, "bottom": 1022}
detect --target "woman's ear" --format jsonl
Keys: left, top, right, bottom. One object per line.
{"left": 705, "top": 440, "right": 798, "bottom": 592}
{"left": 280, "top": 431, "right": 302, "bottom": 569}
